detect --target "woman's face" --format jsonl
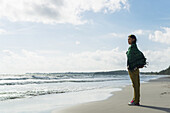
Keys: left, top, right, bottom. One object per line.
{"left": 128, "top": 37, "right": 134, "bottom": 45}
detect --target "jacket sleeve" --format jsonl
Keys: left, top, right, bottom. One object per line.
{"left": 126, "top": 46, "right": 135, "bottom": 70}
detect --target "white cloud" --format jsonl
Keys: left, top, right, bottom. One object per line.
{"left": 0, "top": 29, "right": 7, "bottom": 34}
{"left": 0, "top": 0, "right": 129, "bottom": 25}
{"left": 149, "top": 27, "right": 170, "bottom": 44}
{"left": 66, "top": 47, "right": 126, "bottom": 71}
{"left": 75, "top": 41, "right": 80, "bottom": 45}
{"left": 0, "top": 47, "right": 169, "bottom": 73}
{"left": 109, "top": 32, "right": 126, "bottom": 38}
{"left": 132, "top": 30, "right": 144, "bottom": 35}
{"left": 131, "top": 29, "right": 150, "bottom": 35}
{"left": 143, "top": 47, "right": 170, "bottom": 72}
{"left": 108, "top": 29, "right": 150, "bottom": 39}
{"left": 0, "top": 48, "right": 127, "bottom": 73}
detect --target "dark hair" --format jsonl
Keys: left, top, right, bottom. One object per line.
{"left": 128, "top": 34, "right": 137, "bottom": 44}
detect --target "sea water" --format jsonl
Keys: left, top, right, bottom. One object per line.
{"left": 0, "top": 73, "right": 167, "bottom": 113}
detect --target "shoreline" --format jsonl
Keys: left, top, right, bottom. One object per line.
{"left": 52, "top": 75, "right": 170, "bottom": 113}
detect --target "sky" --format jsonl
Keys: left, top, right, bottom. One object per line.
{"left": 0, "top": 0, "right": 170, "bottom": 74}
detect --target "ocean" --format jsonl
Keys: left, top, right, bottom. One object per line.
{"left": 0, "top": 73, "right": 167, "bottom": 113}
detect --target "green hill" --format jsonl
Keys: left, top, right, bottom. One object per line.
{"left": 26, "top": 66, "right": 170, "bottom": 75}
{"left": 141, "top": 65, "right": 170, "bottom": 75}
{"left": 159, "top": 66, "right": 170, "bottom": 75}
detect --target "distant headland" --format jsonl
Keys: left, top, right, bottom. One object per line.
{"left": 26, "top": 65, "right": 170, "bottom": 75}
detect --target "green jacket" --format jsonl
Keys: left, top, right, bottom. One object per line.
{"left": 126, "top": 43, "right": 146, "bottom": 70}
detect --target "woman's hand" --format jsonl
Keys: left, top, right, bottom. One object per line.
{"left": 134, "top": 67, "right": 138, "bottom": 70}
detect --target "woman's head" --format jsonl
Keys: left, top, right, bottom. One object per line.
{"left": 128, "top": 34, "right": 137, "bottom": 45}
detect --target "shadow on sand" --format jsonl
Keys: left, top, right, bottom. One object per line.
{"left": 139, "top": 105, "right": 170, "bottom": 113}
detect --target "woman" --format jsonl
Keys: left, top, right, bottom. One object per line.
{"left": 126, "top": 34, "right": 146, "bottom": 106}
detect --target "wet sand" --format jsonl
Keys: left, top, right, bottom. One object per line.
{"left": 52, "top": 76, "right": 170, "bottom": 113}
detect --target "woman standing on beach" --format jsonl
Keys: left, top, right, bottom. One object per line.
{"left": 126, "top": 34, "right": 147, "bottom": 106}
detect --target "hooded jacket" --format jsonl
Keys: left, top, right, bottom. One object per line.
{"left": 126, "top": 43, "right": 146, "bottom": 70}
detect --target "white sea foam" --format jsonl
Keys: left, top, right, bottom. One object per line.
{"left": 0, "top": 73, "right": 166, "bottom": 113}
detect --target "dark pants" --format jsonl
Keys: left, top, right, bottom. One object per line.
{"left": 128, "top": 68, "right": 140, "bottom": 103}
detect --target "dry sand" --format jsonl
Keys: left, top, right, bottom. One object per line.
{"left": 52, "top": 76, "right": 170, "bottom": 113}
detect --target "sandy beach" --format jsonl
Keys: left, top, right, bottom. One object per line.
{"left": 52, "top": 76, "right": 170, "bottom": 113}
